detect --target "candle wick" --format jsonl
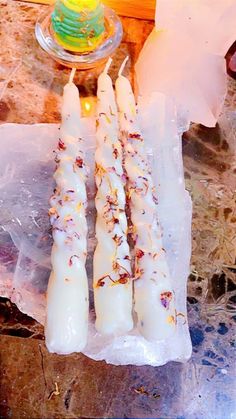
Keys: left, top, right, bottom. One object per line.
{"left": 118, "top": 56, "right": 129, "bottom": 77}
{"left": 69, "top": 67, "right": 76, "bottom": 84}
{"left": 104, "top": 57, "right": 112, "bottom": 74}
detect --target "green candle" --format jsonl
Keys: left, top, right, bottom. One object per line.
{"left": 51, "top": 0, "right": 105, "bottom": 53}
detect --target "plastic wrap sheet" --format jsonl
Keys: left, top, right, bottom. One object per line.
{"left": 0, "top": 96, "right": 192, "bottom": 365}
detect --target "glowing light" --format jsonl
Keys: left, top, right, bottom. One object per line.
{"left": 81, "top": 97, "right": 95, "bottom": 116}
{"left": 85, "top": 101, "right": 91, "bottom": 112}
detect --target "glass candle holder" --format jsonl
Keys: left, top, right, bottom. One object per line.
{"left": 35, "top": 1, "right": 123, "bottom": 69}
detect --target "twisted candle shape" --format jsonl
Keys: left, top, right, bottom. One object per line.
{"left": 93, "top": 59, "right": 133, "bottom": 335}
{"left": 116, "top": 59, "right": 176, "bottom": 341}
{"left": 45, "top": 69, "right": 89, "bottom": 353}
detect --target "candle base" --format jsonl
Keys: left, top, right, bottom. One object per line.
{"left": 35, "top": 6, "right": 123, "bottom": 69}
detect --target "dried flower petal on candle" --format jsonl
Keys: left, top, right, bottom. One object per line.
{"left": 160, "top": 291, "right": 173, "bottom": 310}
{"left": 58, "top": 138, "right": 66, "bottom": 150}
{"left": 116, "top": 57, "right": 176, "bottom": 341}
{"left": 45, "top": 69, "right": 89, "bottom": 355}
{"left": 93, "top": 58, "right": 133, "bottom": 335}
{"left": 68, "top": 254, "right": 80, "bottom": 266}
{"left": 75, "top": 157, "right": 84, "bottom": 168}
{"left": 136, "top": 248, "right": 145, "bottom": 259}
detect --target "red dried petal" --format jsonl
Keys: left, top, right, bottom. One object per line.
{"left": 69, "top": 255, "right": 79, "bottom": 266}
{"left": 75, "top": 157, "right": 84, "bottom": 168}
{"left": 129, "top": 133, "right": 141, "bottom": 139}
{"left": 58, "top": 139, "right": 66, "bottom": 150}
{"left": 97, "top": 279, "right": 105, "bottom": 287}
{"left": 136, "top": 249, "right": 145, "bottom": 259}
{"left": 119, "top": 275, "right": 128, "bottom": 284}
{"left": 113, "top": 148, "right": 119, "bottom": 159}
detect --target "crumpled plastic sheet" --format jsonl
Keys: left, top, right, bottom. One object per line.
{"left": 136, "top": 0, "right": 236, "bottom": 127}
{"left": 0, "top": 95, "right": 192, "bottom": 365}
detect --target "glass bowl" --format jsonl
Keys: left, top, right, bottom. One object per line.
{"left": 35, "top": 5, "right": 123, "bottom": 69}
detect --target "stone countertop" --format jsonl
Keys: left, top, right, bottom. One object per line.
{"left": 0, "top": 1, "right": 236, "bottom": 418}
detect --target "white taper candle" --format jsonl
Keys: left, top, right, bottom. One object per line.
{"left": 115, "top": 58, "right": 176, "bottom": 341}
{"left": 45, "top": 68, "right": 89, "bottom": 354}
{"left": 93, "top": 58, "right": 133, "bottom": 335}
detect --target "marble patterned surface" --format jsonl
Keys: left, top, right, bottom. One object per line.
{"left": 0, "top": 1, "right": 236, "bottom": 418}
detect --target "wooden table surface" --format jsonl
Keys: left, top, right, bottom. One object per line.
{"left": 0, "top": 1, "right": 236, "bottom": 419}
{"left": 16, "top": 0, "right": 156, "bottom": 20}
